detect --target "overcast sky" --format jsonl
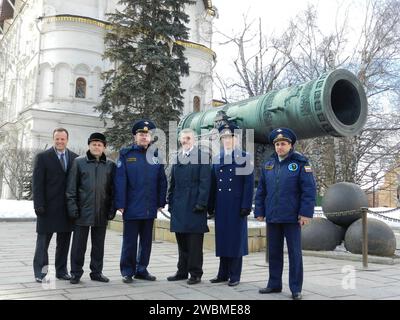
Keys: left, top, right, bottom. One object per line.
{"left": 211, "top": 0, "right": 367, "bottom": 99}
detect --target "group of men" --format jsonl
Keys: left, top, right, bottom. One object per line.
{"left": 32, "top": 120, "right": 316, "bottom": 300}
{"left": 33, "top": 129, "right": 115, "bottom": 284}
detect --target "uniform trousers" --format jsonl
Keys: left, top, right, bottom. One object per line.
{"left": 267, "top": 223, "right": 303, "bottom": 294}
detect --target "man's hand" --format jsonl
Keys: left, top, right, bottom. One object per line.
{"left": 298, "top": 215, "right": 311, "bottom": 227}
{"left": 118, "top": 208, "right": 124, "bottom": 214}
{"left": 193, "top": 204, "right": 207, "bottom": 214}
{"left": 107, "top": 210, "right": 116, "bottom": 220}
{"left": 240, "top": 208, "right": 251, "bottom": 217}
{"left": 256, "top": 216, "right": 265, "bottom": 222}
{"left": 34, "top": 207, "right": 45, "bottom": 216}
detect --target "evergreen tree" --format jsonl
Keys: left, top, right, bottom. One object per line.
{"left": 96, "top": 0, "right": 194, "bottom": 149}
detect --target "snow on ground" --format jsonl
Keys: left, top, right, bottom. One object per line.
{"left": 1, "top": 200, "right": 400, "bottom": 228}
{"left": 159, "top": 205, "right": 400, "bottom": 228}
{"left": 0, "top": 200, "right": 36, "bottom": 219}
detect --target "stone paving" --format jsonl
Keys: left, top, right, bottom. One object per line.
{"left": 0, "top": 222, "right": 399, "bottom": 300}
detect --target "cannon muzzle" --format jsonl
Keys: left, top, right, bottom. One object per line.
{"left": 179, "top": 69, "right": 367, "bottom": 143}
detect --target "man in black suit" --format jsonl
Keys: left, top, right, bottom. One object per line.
{"left": 32, "top": 128, "right": 78, "bottom": 283}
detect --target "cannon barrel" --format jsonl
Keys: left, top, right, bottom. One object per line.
{"left": 179, "top": 69, "right": 367, "bottom": 143}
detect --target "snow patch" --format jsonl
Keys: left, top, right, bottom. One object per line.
{"left": 0, "top": 200, "right": 36, "bottom": 219}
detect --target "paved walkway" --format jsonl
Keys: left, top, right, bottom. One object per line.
{"left": 0, "top": 222, "right": 399, "bottom": 300}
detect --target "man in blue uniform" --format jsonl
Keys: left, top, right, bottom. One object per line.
{"left": 255, "top": 128, "right": 316, "bottom": 300}
{"left": 208, "top": 123, "right": 254, "bottom": 287}
{"left": 115, "top": 120, "right": 167, "bottom": 284}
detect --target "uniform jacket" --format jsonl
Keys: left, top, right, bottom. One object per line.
{"left": 254, "top": 150, "right": 316, "bottom": 223}
{"left": 209, "top": 149, "right": 254, "bottom": 257}
{"left": 32, "top": 147, "right": 79, "bottom": 233}
{"left": 66, "top": 151, "right": 116, "bottom": 227}
{"left": 168, "top": 147, "right": 211, "bottom": 234}
{"left": 114, "top": 144, "right": 167, "bottom": 221}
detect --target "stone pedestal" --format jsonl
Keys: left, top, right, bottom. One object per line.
{"left": 108, "top": 213, "right": 267, "bottom": 253}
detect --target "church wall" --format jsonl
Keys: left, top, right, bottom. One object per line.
{"left": 0, "top": 0, "right": 215, "bottom": 199}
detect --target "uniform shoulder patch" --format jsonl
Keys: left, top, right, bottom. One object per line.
{"left": 304, "top": 165, "right": 313, "bottom": 173}
{"left": 265, "top": 160, "right": 274, "bottom": 170}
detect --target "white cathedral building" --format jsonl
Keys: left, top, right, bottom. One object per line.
{"left": 0, "top": 0, "right": 216, "bottom": 198}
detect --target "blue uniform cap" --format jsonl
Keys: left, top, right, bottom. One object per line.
{"left": 218, "top": 122, "right": 240, "bottom": 138}
{"left": 269, "top": 128, "right": 297, "bottom": 145}
{"left": 131, "top": 119, "right": 156, "bottom": 135}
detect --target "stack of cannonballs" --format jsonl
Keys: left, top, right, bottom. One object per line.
{"left": 301, "top": 182, "right": 396, "bottom": 257}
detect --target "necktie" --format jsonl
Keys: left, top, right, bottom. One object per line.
{"left": 60, "top": 153, "right": 66, "bottom": 172}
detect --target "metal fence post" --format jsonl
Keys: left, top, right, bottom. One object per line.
{"left": 361, "top": 207, "right": 368, "bottom": 269}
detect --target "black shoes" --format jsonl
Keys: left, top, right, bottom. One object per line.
{"left": 209, "top": 277, "right": 228, "bottom": 284}
{"left": 258, "top": 287, "right": 302, "bottom": 299}
{"left": 259, "top": 287, "right": 282, "bottom": 294}
{"left": 167, "top": 274, "right": 188, "bottom": 281}
{"left": 56, "top": 274, "right": 71, "bottom": 281}
{"left": 70, "top": 276, "right": 80, "bottom": 284}
{"left": 122, "top": 276, "right": 133, "bottom": 283}
{"left": 228, "top": 280, "right": 240, "bottom": 287}
{"left": 210, "top": 277, "right": 239, "bottom": 286}
{"left": 187, "top": 276, "right": 201, "bottom": 285}
{"left": 134, "top": 273, "right": 156, "bottom": 281}
{"left": 68, "top": 273, "right": 108, "bottom": 284}
{"left": 292, "top": 292, "right": 302, "bottom": 300}
{"left": 90, "top": 273, "right": 110, "bottom": 283}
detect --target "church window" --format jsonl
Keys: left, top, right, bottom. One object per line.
{"left": 193, "top": 96, "right": 201, "bottom": 112}
{"left": 75, "top": 77, "right": 87, "bottom": 98}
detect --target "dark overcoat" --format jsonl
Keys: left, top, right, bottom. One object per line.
{"left": 168, "top": 148, "right": 211, "bottom": 234}
{"left": 32, "top": 147, "right": 78, "bottom": 233}
{"left": 66, "top": 151, "right": 116, "bottom": 227}
{"left": 209, "top": 150, "right": 254, "bottom": 257}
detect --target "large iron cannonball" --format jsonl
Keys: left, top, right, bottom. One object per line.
{"left": 322, "top": 182, "right": 368, "bottom": 227}
{"left": 344, "top": 218, "right": 396, "bottom": 257}
{"left": 301, "top": 218, "right": 346, "bottom": 251}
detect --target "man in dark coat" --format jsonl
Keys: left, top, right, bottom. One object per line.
{"left": 208, "top": 123, "right": 254, "bottom": 287}
{"left": 255, "top": 128, "right": 316, "bottom": 300}
{"left": 32, "top": 128, "right": 78, "bottom": 283}
{"left": 115, "top": 120, "right": 167, "bottom": 284}
{"left": 66, "top": 133, "right": 116, "bottom": 284}
{"left": 167, "top": 128, "right": 211, "bottom": 285}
